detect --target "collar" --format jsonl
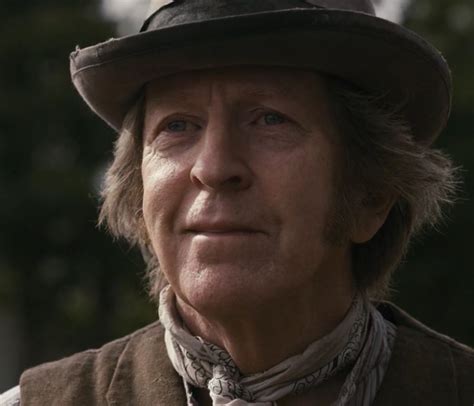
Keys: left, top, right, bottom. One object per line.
{"left": 373, "top": 302, "right": 459, "bottom": 405}
{"left": 104, "top": 303, "right": 460, "bottom": 406}
{"left": 105, "top": 322, "right": 187, "bottom": 406}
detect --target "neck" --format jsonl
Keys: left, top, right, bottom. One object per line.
{"left": 176, "top": 260, "right": 355, "bottom": 375}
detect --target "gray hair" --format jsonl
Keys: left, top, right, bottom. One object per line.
{"left": 324, "top": 77, "right": 460, "bottom": 298}
{"left": 98, "top": 77, "right": 460, "bottom": 300}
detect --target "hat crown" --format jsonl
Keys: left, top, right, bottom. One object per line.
{"left": 143, "top": 0, "right": 375, "bottom": 32}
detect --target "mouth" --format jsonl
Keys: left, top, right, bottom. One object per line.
{"left": 185, "top": 222, "right": 264, "bottom": 236}
{"left": 189, "top": 230, "right": 261, "bottom": 237}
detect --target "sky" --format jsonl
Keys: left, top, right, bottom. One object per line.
{"left": 372, "top": 0, "right": 412, "bottom": 23}
{"left": 101, "top": 0, "right": 413, "bottom": 35}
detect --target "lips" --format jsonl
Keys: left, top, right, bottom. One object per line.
{"left": 185, "top": 220, "right": 263, "bottom": 235}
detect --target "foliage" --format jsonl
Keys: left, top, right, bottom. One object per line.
{"left": 0, "top": 1, "right": 155, "bottom": 381}
{"left": 393, "top": 0, "right": 474, "bottom": 345}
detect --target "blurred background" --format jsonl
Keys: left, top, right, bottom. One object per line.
{"left": 0, "top": 0, "right": 473, "bottom": 392}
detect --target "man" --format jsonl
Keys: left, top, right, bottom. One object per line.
{"left": 1, "top": 1, "right": 473, "bottom": 405}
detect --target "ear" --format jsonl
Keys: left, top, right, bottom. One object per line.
{"left": 350, "top": 193, "right": 395, "bottom": 244}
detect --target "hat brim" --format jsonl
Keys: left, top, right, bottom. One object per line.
{"left": 70, "top": 9, "right": 451, "bottom": 144}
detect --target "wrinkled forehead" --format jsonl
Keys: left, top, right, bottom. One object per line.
{"left": 144, "top": 66, "right": 330, "bottom": 107}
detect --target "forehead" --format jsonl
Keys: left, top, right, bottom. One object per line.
{"left": 144, "top": 66, "right": 330, "bottom": 106}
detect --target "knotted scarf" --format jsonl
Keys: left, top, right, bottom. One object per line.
{"left": 159, "top": 286, "right": 396, "bottom": 405}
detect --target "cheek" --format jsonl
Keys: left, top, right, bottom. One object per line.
{"left": 269, "top": 147, "right": 336, "bottom": 247}
{"left": 300, "top": 161, "right": 334, "bottom": 221}
{"left": 277, "top": 148, "right": 334, "bottom": 213}
{"left": 142, "top": 153, "right": 193, "bottom": 288}
{"left": 141, "top": 149, "right": 186, "bottom": 242}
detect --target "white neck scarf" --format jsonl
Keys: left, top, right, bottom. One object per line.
{"left": 159, "top": 286, "right": 396, "bottom": 405}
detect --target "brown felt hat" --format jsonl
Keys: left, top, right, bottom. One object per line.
{"left": 70, "top": 0, "right": 452, "bottom": 144}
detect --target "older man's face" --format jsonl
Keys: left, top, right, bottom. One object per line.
{"left": 142, "top": 67, "right": 351, "bottom": 315}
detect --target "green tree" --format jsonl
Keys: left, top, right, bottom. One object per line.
{"left": 394, "top": 0, "right": 474, "bottom": 345}
{"left": 0, "top": 1, "right": 155, "bottom": 388}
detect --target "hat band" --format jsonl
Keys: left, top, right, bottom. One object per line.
{"left": 142, "top": 0, "right": 375, "bottom": 32}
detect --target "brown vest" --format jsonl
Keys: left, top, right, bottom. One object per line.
{"left": 19, "top": 303, "right": 474, "bottom": 405}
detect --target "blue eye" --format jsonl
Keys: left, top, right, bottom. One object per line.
{"left": 167, "top": 120, "right": 188, "bottom": 132}
{"left": 262, "top": 112, "right": 286, "bottom": 126}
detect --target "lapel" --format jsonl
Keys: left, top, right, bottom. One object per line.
{"left": 373, "top": 304, "right": 458, "bottom": 406}
{"left": 106, "top": 322, "right": 187, "bottom": 406}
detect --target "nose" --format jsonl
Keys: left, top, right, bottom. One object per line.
{"left": 190, "top": 121, "right": 252, "bottom": 192}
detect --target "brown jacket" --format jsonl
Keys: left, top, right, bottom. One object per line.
{"left": 19, "top": 303, "right": 474, "bottom": 405}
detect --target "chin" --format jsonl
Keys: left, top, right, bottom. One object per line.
{"left": 175, "top": 261, "right": 283, "bottom": 316}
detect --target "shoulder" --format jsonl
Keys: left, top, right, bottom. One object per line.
{"left": 19, "top": 321, "right": 173, "bottom": 405}
{"left": 20, "top": 320, "right": 164, "bottom": 381}
{"left": 379, "top": 301, "right": 473, "bottom": 361}
{"left": 374, "top": 302, "right": 474, "bottom": 406}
